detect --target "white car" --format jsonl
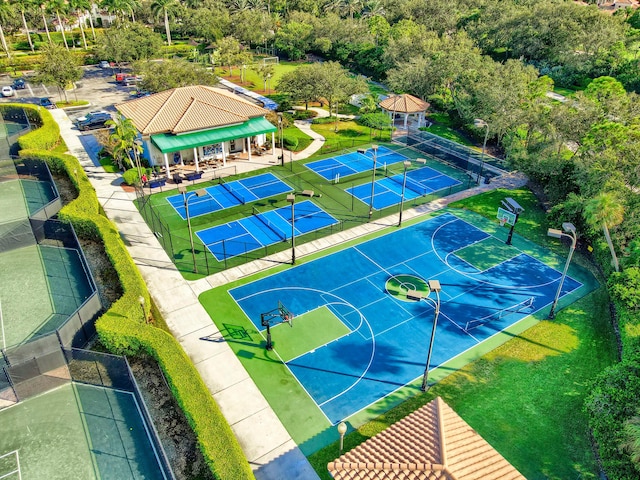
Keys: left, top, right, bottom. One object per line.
{"left": 98, "top": 61, "right": 111, "bottom": 69}
{"left": 1, "top": 86, "right": 14, "bottom": 97}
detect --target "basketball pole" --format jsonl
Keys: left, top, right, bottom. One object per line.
{"left": 0, "top": 298, "right": 5, "bottom": 351}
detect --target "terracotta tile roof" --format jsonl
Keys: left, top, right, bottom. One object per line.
{"left": 115, "top": 85, "right": 269, "bottom": 135}
{"left": 379, "top": 94, "right": 430, "bottom": 114}
{"left": 328, "top": 397, "right": 525, "bottom": 480}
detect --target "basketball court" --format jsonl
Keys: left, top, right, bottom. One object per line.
{"left": 206, "top": 210, "right": 597, "bottom": 447}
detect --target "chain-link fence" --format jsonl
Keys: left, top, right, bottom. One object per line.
{"left": 136, "top": 141, "right": 480, "bottom": 276}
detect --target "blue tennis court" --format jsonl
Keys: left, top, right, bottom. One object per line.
{"left": 348, "top": 166, "right": 462, "bottom": 210}
{"left": 166, "top": 172, "right": 292, "bottom": 219}
{"left": 197, "top": 200, "right": 339, "bottom": 260}
{"left": 229, "top": 212, "right": 588, "bottom": 424}
{"left": 305, "top": 146, "right": 408, "bottom": 181}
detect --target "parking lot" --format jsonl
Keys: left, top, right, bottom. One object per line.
{"left": 0, "top": 65, "right": 135, "bottom": 120}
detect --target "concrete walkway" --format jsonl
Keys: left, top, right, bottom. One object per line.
{"left": 50, "top": 108, "right": 527, "bottom": 480}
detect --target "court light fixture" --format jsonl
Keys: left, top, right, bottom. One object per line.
{"left": 398, "top": 160, "right": 412, "bottom": 227}
{"left": 178, "top": 185, "right": 207, "bottom": 273}
{"left": 547, "top": 222, "right": 577, "bottom": 319}
{"left": 421, "top": 279, "right": 442, "bottom": 392}
{"left": 287, "top": 194, "right": 296, "bottom": 265}
{"left": 473, "top": 118, "right": 489, "bottom": 185}
{"left": 368, "top": 145, "right": 378, "bottom": 221}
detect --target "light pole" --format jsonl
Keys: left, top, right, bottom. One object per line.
{"left": 547, "top": 222, "right": 577, "bottom": 319}
{"left": 287, "top": 194, "right": 296, "bottom": 264}
{"left": 368, "top": 144, "right": 378, "bottom": 221}
{"left": 178, "top": 185, "right": 207, "bottom": 273}
{"left": 473, "top": 118, "right": 489, "bottom": 185}
{"left": 138, "top": 295, "right": 146, "bottom": 323}
{"left": 337, "top": 421, "right": 347, "bottom": 456}
{"left": 278, "top": 112, "right": 284, "bottom": 167}
{"left": 421, "top": 280, "right": 442, "bottom": 392}
{"left": 398, "top": 160, "right": 411, "bottom": 227}
{"left": 133, "top": 138, "right": 144, "bottom": 185}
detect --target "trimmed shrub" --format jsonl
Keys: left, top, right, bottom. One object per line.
{"left": 283, "top": 134, "right": 299, "bottom": 149}
{"left": 122, "top": 168, "right": 140, "bottom": 185}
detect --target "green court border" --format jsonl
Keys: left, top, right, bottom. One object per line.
{"left": 199, "top": 207, "right": 599, "bottom": 455}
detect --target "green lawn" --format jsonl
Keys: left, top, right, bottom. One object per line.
{"left": 308, "top": 188, "right": 618, "bottom": 479}
{"left": 215, "top": 60, "right": 310, "bottom": 94}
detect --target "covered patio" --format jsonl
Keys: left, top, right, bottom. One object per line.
{"left": 116, "top": 85, "right": 279, "bottom": 182}
{"left": 379, "top": 93, "right": 430, "bottom": 129}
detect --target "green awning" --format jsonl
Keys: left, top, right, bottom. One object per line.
{"left": 151, "top": 117, "right": 277, "bottom": 154}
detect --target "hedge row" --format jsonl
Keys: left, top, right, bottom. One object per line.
{"left": 15, "top": 109, "right": 254, "bottom": 479}
{"left": 14, "top": 104, "right": 61, "bottom": 151}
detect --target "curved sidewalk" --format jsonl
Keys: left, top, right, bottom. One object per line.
{"left": 51, "top": 108, "right": 528, "bottom": 480}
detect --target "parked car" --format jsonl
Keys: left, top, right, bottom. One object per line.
{"left": 123, "top": 75, "right": 143, "bottom": 86}
{"left": 1, "top": 86, "right": 14, "bottom": 97}
{"left": 98, "top": 60, "right": 110, "bottom": 68}
{"left": 75, "top": 111, "right": 112, "bottom": 131}
{"left": 12, "top": 78, "right": 26, "bottom": 90}
{"left": 39, "top": 97, "right": 56, "bottom": 109}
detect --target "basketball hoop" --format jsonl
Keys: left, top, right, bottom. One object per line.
{"left": 500, "top": 217, "right": 507, "bottom": 227}
{"left": 282, "top": 313, "right": 294, "bottom": 327}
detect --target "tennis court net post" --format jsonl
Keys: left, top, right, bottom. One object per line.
{"left": 219, "top": 177, "right": 246, "bottom": 204}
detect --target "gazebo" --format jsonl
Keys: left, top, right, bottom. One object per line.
{"left": 328, "top": 397, "right": 526, "bottom": 480}
{"left": 379, "top": 93, "right": 430, "bottom": 129}
{"left": 115, "top": 85, "right": 277, "bottom": 175}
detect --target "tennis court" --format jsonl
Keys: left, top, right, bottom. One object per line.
{"left": 227, "top": 212, "right": 593, "bottom": 425}
{"left": 197, "top": 200, "right": 338, "bottom": 260}
{"left": 348, "top": 166, "right": 463, "bottom": 210}
{"left": 0, "top": 383, "right": 165, "bottom": 479}
{"left": 0, "top": 244, "right": 95, "bottom": 348}
{"left": 305, "top": 145, "right": 408, "bottom": 181}
{"left": 166, "top": 172, "right": 292, "bottom": 219}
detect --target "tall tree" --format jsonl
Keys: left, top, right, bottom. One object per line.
{"left": 100, "top": 0, "right": 139, "bottom": 22}
{"left": 584, "top": 192, "right": 625, "bottom": 272}
{"left": 68, "top": 0, "right": 90, "bottom": 49}
{"left": 11, "top": 0, "right": 35, "bottom": 52}
{"left": 106, "top": 114, "right": 141, "bottom": 174}
{"left": 135, "top": 57, "right": 217, "bottom": 92}
{"left": 33, "top": 43, "right": 83, "bottom": 102}
{"left": 0, "top": 1, "right": 15, "bottom": 58}
{"left": 150, "top": 0, "right": 178, "bottom": 46}
{"left": 48, "top": 0, "right": 69, "bottom": 50}
{"left": 95, "top": 21, "right": 162, "bottom": 68}
{"left": 39, "top": 2, "right": 52, "bottom": 45}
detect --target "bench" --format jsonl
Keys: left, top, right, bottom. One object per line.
{"left": 172, "top": 173, "right": 183, "bottom": 184}
{"left": 185, "top": 171, "right": 203, "bottom": 181}
{"left": 146, "top": 177, "right": 166, "bottom": 189}
{"left": 301, "top": 189, "right": 314, "bottom": 197}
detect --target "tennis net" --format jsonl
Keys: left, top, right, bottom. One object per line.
{"left": 219, "top": 178, "right": 245, "bottom": 204}
{"left": 252, "top": 206, "right": 287, "bottom": 241}
{"left": 387, "top": 172, "right": 428, "bottom": 196}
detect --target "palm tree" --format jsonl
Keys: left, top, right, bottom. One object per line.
{"left": 106, "top": 114, "right": 142, "bottom": 175}
{"left": 39, "top": 2, "right": 52, "bottom": 45}
{"left": 48, "top": 0, "right": 69, "bottom": 50}
{"left": 584, "top": 191, "right": 625, "bottom": 272}
{"left": 68, "top": 0, "right": 89, "bottom": 49}
{"left": 11, "top": 0, "right": 35, "bottom": 52}
{"left": 621, "top": 415, "right": 640, "bottom": 465}
{"left": 100, "top": 0, "right": 139, "bottom": 22}
{"left": 150, "top": 0, "right": 178, "bottom": 45}
{"left": 0, "top": 1, "right": 14, "bottom": 58}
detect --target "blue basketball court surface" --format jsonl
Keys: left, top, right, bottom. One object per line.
{"left": 228, "top": 212, "right": 587, "bottom": 424}
{"left": 166, "top": 172, "right": 292, "bottom": 219}
{"left": 305, "top": 146, "right": 408, "bottom": 181}
{"left": 197, "top": 200, "right": 339, "bottom": 260}
{"left": 349, "top": 166, "right": 462, "bottom": 210}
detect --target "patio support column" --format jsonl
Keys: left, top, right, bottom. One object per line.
{"left": 221, "top": 142, "right": 227, "bottom": 167}
{"left": 404, "top": 113, "right": 408, "bottom": 128}
{"left": 246, "top": 137, "right": 252, "bottom": 162}
{"left": 163, "top": 152, "right": 170, "bottom": 176}
{"left": 193, "top": 147, "right": 200, "bottom": 172}
{"left": 271, "top": 132, "right": 275, "bottom": 154}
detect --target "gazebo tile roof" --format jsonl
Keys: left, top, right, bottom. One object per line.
{"left": 115, "top": 85, "right": 269, "bottom": 135}
{"left": 379, "top": 94, "right": 430, "bottom": 114}
{"left": 328, "top": 398, "right": 525, "bottom": 480}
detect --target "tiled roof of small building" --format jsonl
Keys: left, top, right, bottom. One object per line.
{"left": 379, "top": 94, "right": 430, "bottom": 114}
{"left": 115, "top": 85, "right": 269, "bottom": 135}
{"left": 328, "top": 397, "right": 525, "bottom": 480}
